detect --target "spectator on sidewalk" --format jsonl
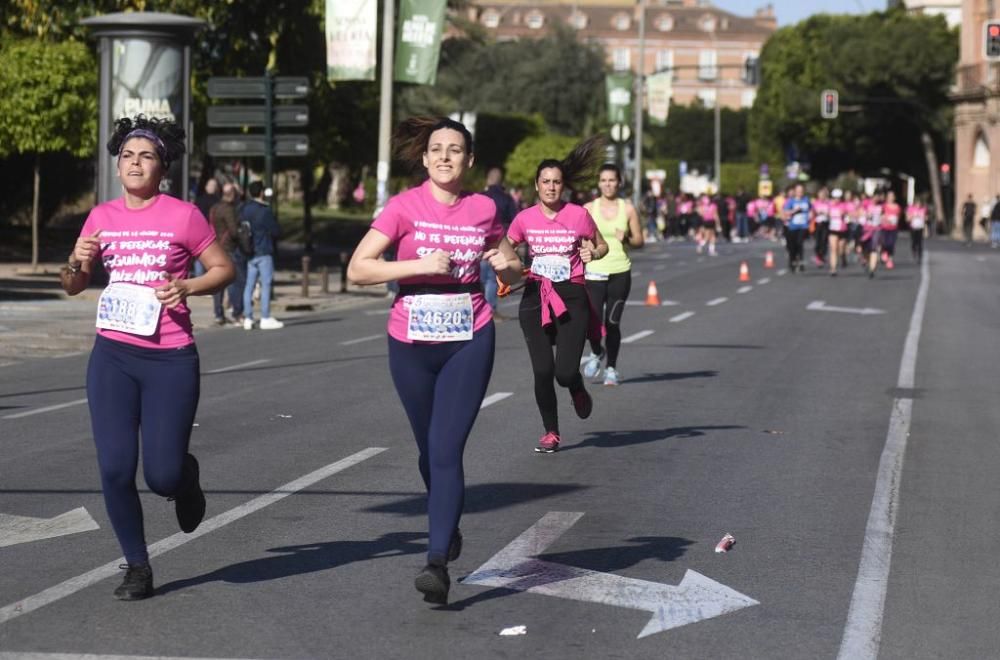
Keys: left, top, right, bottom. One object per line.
{"left": 482, "top": 166, "right": 518, "bottom": 320}
{"left": 991, "top": 195, "right": 1000, "bottom": 248}
{"left": 209, "top": 183, "right": 244, "bottom": 324}
{"left": 192, "top": 179, "right": 220, "bottom": 277}
{"left": 241, "top": 181, "right": 284, "bottom": 330}
{"left": 962, "top": 194, "right": 976, "bottom": 246}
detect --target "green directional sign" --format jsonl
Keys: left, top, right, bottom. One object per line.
{"left": 206, "top": 134, "right": 309, "bottom": 157}
{"left": 206, "top": 76, "right": 309, "bottom": 99}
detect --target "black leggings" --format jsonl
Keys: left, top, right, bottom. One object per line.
{"left": 814, "top": 222, "right": 829, "bottom": 260}
{"left": 786, "top": 228, "right": 806, "bottom": 266}
{"left": 519, "top": 281, "right": 590, "bottom": 435}
{"left": 910, "top": 228, "right": 924, "bottom": 261}
{"left": 586, "top": 271, "right": 632, "bottom": 369}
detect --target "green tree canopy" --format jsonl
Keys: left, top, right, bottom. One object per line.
{"left": 645, "top": 103, "right": 749, "bottom": 168}
{"left": 748, "top": 9, "right": 957, "bottom": 185}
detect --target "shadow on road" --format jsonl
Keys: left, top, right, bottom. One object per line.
{"left": 560, "top": 425, "right": 744, "bottom": 452}
{"left": 364, "top": 482, "right": 589, "bottom": 516}
{"left": 156, "top": 531, "right": 426, "bottom": 595}
{"left": 623, "top": 370, "right": 718, "bottom": 384}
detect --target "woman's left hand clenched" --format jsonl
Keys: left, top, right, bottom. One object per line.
{"left": 155, "top": 274, "right": 190, "bottom": 308}
{"left": 579, "top": 239, "right": 597, "bottom": 263}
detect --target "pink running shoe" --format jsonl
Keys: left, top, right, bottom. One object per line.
{"left": 571, "top": 388, "right": 593, "bottom": 419}
{"left": 535, "top": 432, "right": 561, "bottom": 453}
{"left": 885, "top": 258, "right": 894, "bottom": 270}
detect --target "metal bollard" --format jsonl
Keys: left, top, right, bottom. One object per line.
{"left": 320, "top": 266, "right": 330, "bottom": 294}
{"left": 301, "top": 255, "right": 310, "bottom": 298}
{"left": 340, "top": 251, "right": 349, "bottom": 293}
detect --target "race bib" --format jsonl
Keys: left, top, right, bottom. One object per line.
{"left": 910, "top": 215, "right": 925, "bottom": 229}
{"left": 407, "top": 293, "right": 474, "bottom": 342}
{"left": 585, "top": 269, "right": 609, "bottom": 282}
{"left": 530, "top": 255, "right": 571, "bottom": 282}
{"left": 96, "top": 282, "right": 162, "bottom": 336}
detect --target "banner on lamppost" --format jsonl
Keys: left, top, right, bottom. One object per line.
{"left": 394, "top": 0, "right": 447, "bottom": 84}
{"left": 326, "top": 0, "right": 377, "bottom": 81}
{"left": 606, "top": 73, "right": 633, "bottom": 124}
{"left": 646, "top": 72, "right": 673, "bottom": 126}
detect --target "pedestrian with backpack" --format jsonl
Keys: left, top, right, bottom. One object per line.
{"left": 241, "top": 181, "right": 284, "bottom": 329}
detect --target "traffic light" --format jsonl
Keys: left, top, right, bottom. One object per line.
{"left": 821, "top": 89, "right": 838, "bottom": 119}
{"left": 940, "top": 162, "right": 951, "bottom": 187}
{"left": 986, "top": 21, "right": 1000, "bottom": 59}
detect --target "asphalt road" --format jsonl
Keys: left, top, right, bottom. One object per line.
{"left": 1, "top": 236, "right": 998, "bottom": 659}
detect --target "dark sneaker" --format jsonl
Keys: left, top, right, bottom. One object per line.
{"left": 535, "top": 431, "right": 561, "bottom": 453}
{"left": 171, "top": 454, "right": 206, "bottom": 533}
{"left": 113, "top": 563, "right": 153, "bottom": 601}
{"left": 415, "top": 562, "right": 450, "bottom": 604}
{"left": 447, "top": 528, "right": 463, "bottom": 562}
{"left": 571, "top": 388, "right": 593, "bottom": 419}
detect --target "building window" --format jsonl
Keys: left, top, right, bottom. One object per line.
{"left": 612, "top": 12, "right": 631, "bottom": 31}
{"left": 741, "top": 90, "right": 757, "bottom": 108}
{"left": 697, "top": 89, "right": 717, "bottom": 108}
{"left": 525, "top": 10, "right": 545, "bottom": 29}
{"left": 974, "top": 133, "right": 991, "bottom": 168}
{"left": 699, "top": 13, "right": 717, "bottom": 32}
{"left": 481, "top": 9, "right": 500, "bottom": 28}
{"left": 655, "top": 13, "right": 673, "bottom": 32}
{"left": 613, "top": 47, "right": 631, "bottom": 72}
{"left": 568, "top": 10, "right": 588, "bottom": 29}
{"left": 698, "top": 50, "right": 717, "bottom": 80}
{"left": 655, "top": 49, "right": 673, "bottom": 76}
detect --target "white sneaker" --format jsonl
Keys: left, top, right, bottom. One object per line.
{"left": 603, "top": 367, "right": 620, "bottom": 386}
{"left": 259, "top": 317, "right": 284, "bottom": 330}
{"left": 243, "top": 318, "right": 255, "bottom": 330}
{"left": 582, "top": 352, "right": 602, "bottom": 379}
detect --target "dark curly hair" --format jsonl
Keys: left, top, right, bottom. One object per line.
{"left": 393, "top": 116, "right": 474, "bottom": 173}
{"left": 107, "top": 115, "right": 186, "bottom": 170}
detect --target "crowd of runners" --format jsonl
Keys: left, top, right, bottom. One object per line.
{"left": 61, "top": 112, "right": 932, "bottom": 609}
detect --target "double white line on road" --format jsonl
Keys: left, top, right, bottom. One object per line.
{"left": 837, "top": 253, "right": 930, "bottom": 660}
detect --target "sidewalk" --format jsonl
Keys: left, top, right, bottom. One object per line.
{"left": 0, "top": 258, "right": 389, "bottom": 364}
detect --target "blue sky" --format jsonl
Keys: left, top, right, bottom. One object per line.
{"left": 712, "top": 0, "right": 888, "bottom": 26}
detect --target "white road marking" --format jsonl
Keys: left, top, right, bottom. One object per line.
{"left": 2, "top": 398, "right": 88, "bottom": 420}
{"left": 807, "top": 301, "right": 885, "bottom": 316}
{"left": 339, "top": 333, "right": 383, "bottom": 346}
{"left": 0, "top": 508, "right": 99, "bottom": 548}
{"left": 670, "top": 312, "right": 695, "bottom": 323}
{"left": 625, "top": 299, "right": 680, "bottom": 307}
{"left": 204, "top": 359, "right": 270, "bottom": 374}
{"left": 633, "top": 271, "right": 643, "bottom": 277}
{"left": 364, "top": 309, "right": 391, "bottom": 316}
{"left": 706, "top": 297, "right": 728, "bottom": 307}
{"left": 622, "top": 330, "right": 655, "bottom": 344}
{"left": 0, "top": 655, "right": 264, "bottom": 660}
{"left": 757, "top": 277, "right": 771, "bottom": 285}
{"left": 777, "top": 268, "right": 788, "bottom": 276}
{"left": 653, "top": 264, "right": 665, "bottom": 271}
{"left": 837, "top": 252, "right": 930, "bottom": 660}
{"left": 0, "top": 447, "right": 386, "bottom": 625}
{"left": 480, "top": 392, "right": 513, "bottom": 408}
{"left": 737, "top": 286, "right": 753, "bottom": 294}
{"left": 464, "top": 512, "right": 758, "bottom": 638}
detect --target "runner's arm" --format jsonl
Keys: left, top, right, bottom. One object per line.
{"left": 483, "top": 236, "right": 522, "bottom": 286}
{"left": 347, "top": 228, "right": 450, "bottom": 285}
{"left": 624, "top": 201, "right": 644, "bottom": 248}
{"left": 154, "top": 241, "right": 235, "bottom": 308}
{"left": 61, "top": 229, "right": 102, "bottom": 296}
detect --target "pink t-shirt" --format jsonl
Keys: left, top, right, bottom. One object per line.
{"left": 882, "top": 202, "right": 901, "bottom": 229}
{"left": 829, "top": 201, "right": 848, "bottom": 232}
{"left": 698, "top": 197, "right": 718, "bottom": 221}
{"left": 372, "top": 180, "right": 504, "bottom": 343}
{"left": 508, "top": 203, "right": 597, "bottom": 282}
{"left": 80, "top": 195, "right": 216, "bottom": 349}
{"left": 813, "top": 199, "right": 831, "bottom": 223}
{"left": 907, "top": 204, "right": 926, "bottom": 229}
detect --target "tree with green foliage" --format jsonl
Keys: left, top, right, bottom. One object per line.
{"left": 645, "top": 103, "right": 750, "bottom": 168}
{"left": 749, "top": 9, "right": 957, "bottom": 218}
{"left": 0, "top": 37, "right": 96, "bottom": 268}
{"left": 504, "top": 134, "right": 584, "bottom": 197}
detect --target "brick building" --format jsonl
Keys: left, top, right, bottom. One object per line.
{"left": 457, "top": 0, "right": 777, "bottom": 110}
{"left": 952, "top": 0, "right": 998, "bottom": 239}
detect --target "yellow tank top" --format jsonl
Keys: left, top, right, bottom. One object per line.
{"left": 586, "top": 198, "right": 631, "bottom": 275}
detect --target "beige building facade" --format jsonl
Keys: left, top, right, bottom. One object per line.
{"left": 458, "top": 0, "right": 777, "bottom": 110}
{"left": 952, "top": 0, "right": 999, "bottom": 239}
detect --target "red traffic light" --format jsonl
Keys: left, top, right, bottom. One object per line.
{"left": 991, "top": 25, "right": 1000, "bottom": 37}
{"left": 940, "top": 163, "right": 951, "bottom": 173}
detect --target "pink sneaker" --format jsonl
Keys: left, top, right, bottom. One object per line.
{"left": 535, "top": 432, "right": 561, "bottom": 453}
{"left": 885, "top": 258, "right": 894, "bottom": 270}
{"left": 571, "top": 388, "right": 593, "bottom": 419}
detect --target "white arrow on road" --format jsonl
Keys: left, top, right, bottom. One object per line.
{"left": 807, "top": 300, "right": 886, "bottom": 316}
{"left": 463, "top": 512, "right": 758, "bottom": 638}
{"left": 0, "top": 507, "right": 99, "bottom": 548}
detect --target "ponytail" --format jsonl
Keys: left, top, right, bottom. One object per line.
{"left": 534, "top": 135, "right": 606, "bottom": 191}
{"left": 393, "top": 116, "right": 474, "bottom": 173}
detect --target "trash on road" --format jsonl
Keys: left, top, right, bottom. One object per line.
{"left": 715, "top": 533, "right": 736, "bottom": 553}
{"left": 762, "top": 429, "right": 784, "bottom": 435}
{"left": 276, "top": 414, "right": 293, "bottom": 419}
{"left": 499, "top": 625, "right": 527, "bottom": 636}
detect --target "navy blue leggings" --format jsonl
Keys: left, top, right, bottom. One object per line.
{"left": 388, "top": 323, "right": 495, "bottom": 565}
{"left": 86, "top": 335, "right": 200, "bottom": 565}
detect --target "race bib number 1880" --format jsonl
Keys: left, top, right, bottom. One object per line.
{"left": 407, "top": 293, "right": 474, "bottom": 342}
{"left": 96, "top": 282, "right": 162, "bottom": 336}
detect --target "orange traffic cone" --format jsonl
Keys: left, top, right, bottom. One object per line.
{"left": 764, "top": 251, "right": 774, "bottom": 269}
{"left": 645, "top": 280, "right": 661, "bottom": 306}
{"left": 739, "top": 261, "right": 751, "bottom": 282}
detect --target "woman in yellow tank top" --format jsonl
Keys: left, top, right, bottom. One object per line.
{"left": 582, "top": 164, "right": 643, "bottom": 386}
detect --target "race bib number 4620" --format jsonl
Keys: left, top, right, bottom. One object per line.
{"left": 407, "top": 293, "right": 474, "bottom": 342}
{"left": 96, "top": 282, "right": 162, "bottom": 336}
